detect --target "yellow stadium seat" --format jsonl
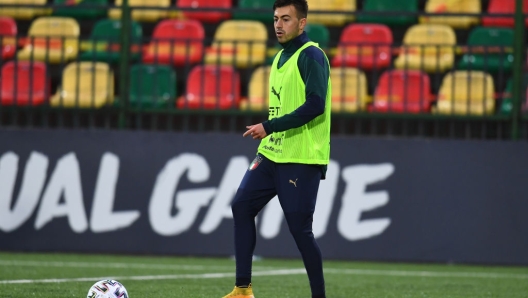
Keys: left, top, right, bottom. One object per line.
{"left": 394, "top": 24, "right": 456, "bottom": 73}
{"left": 204, "top": 20, "right": 267, "bottom": 68}
{"left": 331, "top": 67, "right": 369, "bottom": 113}
{"left": 240, "top": 66, "right": 271, "bottom": 111}
{"left": 50, "top": 62, "right": 114, "bottom": 108}
{"left": 109, "top": 0, "right": 169, "bottom": 22}
{"left": 421, "top": 0, "right": 480, "bottom": 29}
{"left": 17, "top": 17, "right": 80, "bottom": 64}
{"left": 435, "top": 71, "right": 495, "bottom": 115}
{"left": 0, "top": 0, "right": 49, "bottom": 20}
{"left": 309, "top": 0, "right": 356, "bottom": 26}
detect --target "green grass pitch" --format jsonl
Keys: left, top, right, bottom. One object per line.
{"left": 0, "top": 252, "right": 527, "bottom": 297}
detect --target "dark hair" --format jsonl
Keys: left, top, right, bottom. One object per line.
{"left": 273, "top": 0, "right": 308, "bottom": 19}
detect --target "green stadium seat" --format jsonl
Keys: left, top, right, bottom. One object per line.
{"left": 499, "top": 75, "right": 528, "bottom": 115}
{"left": 79, "top": 19, "right": 142, "bottom": 63}
{"left": 357, "top": 0, "right": 418, "bottom": 26}
{"left": 234, "top": 0, "right": 274, "bottom": 23}
{"left": 53, "top": 0, "right": 108, "bottom": 20}
{"left": 129, "top": 64, "right": 176, "bottom": 108}
{"left": 458, "top": 27, "right": 514, "bottom": 74}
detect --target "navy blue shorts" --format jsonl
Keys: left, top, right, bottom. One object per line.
{"left": 233, "top": 154, "right": 322, "bottom": 214}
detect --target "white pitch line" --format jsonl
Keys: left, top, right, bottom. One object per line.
{"left": 0, "top": 260, "right": 280, "bottom": 271}
{"left": 0, "top": 269, "right": 307, "bottom": 284}
{"left": 324, "top": 268, "right": 528, "bottom": 280}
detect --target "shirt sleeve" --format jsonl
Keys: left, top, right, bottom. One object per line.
{"left": 262, "top": 47, "right": 329, "bottom": 135}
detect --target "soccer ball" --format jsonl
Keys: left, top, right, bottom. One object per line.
{"left": 86, "top": 279, "right": 129, "bottom": 298}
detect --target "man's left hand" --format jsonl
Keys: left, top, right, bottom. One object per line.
{"left": 243, "top": 124, "right": 267, "bottom": 140}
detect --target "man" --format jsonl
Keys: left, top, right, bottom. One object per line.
{"left": 222, "top": 0, "right": 331, "bottom": 297}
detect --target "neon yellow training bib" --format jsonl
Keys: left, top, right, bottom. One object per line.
{"left": 257, "top": 41, "right": 331, "bottom": 165}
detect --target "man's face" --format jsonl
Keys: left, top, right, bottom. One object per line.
{"left": 274, "top": 5, "right": 306, "bottom": 43}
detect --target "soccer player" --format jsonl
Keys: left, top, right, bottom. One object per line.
{"left": 222, "top": 0, "right": 331, "bottom": 297}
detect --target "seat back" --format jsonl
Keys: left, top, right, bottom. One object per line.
{"left": 234, "top": 0, "right": 275, "bottom": 22}
{"left": 244, "top": 65, "right": 271, "bottom": 110}
{"left": 0, "top": 0, "right": 48, "bottom": 20}
{"left": 144, "top": 19, "right": 204, "bottom": 65}
{"left": 304, "top": 24, "right": 330, "bottom": 49}
{"left": 467, "top": 27, "right": 513, "bottom": 47}
{"left": 436, "top": 71, "right": 495, "bottom": 115}
{"left": 482, "top": 0, "right": 528, "bottom": 27}
{"left": 1, "top": 61, "right": 48, "bottom": 105}
{"left": 332, "top": 24, "right": 392, "bottom": 69}
{"left": 402, "top": 24, "right": 456, "bottom": 55}
{"left": 206, "top": 20, "right": 267, "bottom": 67}
{"left": 309, "top": 0, "right": 356, "bottom": 26}
{"left": 358, "top": 0, "right": 418, "bottom": 26}
{"left": 110, "top": 0, "right": 169, "bottom": 22}
{"left": 53, "top": 0, "right": 108, "bottom": 19}
{"left": 178, "top": 0, "right": 231, "bottom": 23}
{"left": 129, "top": 64, "right": 176, "bottom": 107}
{"left": 421, "top": 0, "right": 480, "bottom": 29}
{"left": 330, "top": 67, "right": 368, "bottom": 112}
{"left": 51, "top": 62, "right": 113, "bottom": 108}
{"left": 26, "top": 17, "right": 80, "bottom": 49}
{"left": 180, "top": 65, "right": 240, "bottom": 109}
{"left": 373, "top": 70, "right": 431, "bottom": 112}
{"left": 0, "top": 16, "right": 17, "bottom": 59}
{"left": 90, "top": 19, "right": 142, "bottom": 44}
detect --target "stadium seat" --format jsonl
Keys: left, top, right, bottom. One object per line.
{"left": 234, "top": 0, "right": 275, "bottom": 23}
{"left": 308, "top": 0, "right": 356, "bottom": 26}
{"left": 0, "top": 16, "right": 17, "bottom": 60}
{"left": 371, "top": 70, "right": 432, "bottom": 113}
{"left": 109, "top": 0, "right": 169, "bottom": 22}
{"left": 394, "top": 24, "right": 456, "bottom": 73}
{"left": 420, "top": 0, "right": 480, "bottom": 29}
{"left": 53, "top": 0, "right": 108, "bottom": 20}
{"left": 129, "top": 64, "right": 176, "bottom": 108}
{"left": 204, "top": 20, "right": 267, "bottom": 68}
{"left": 435, "top": 71, "right": 495, "bottom": 115}
{"left": 177, "top": 0, "right": 231, "bottom": 23}
{"left": 357, "top": 0, "right": 418, "bottom": 26}
{"left": 482, "top": 0, "right": 528, "bottom": 27}
{"left": 0, "top": 0, "right": 48, "bottom": 20}
{"left": 177, "top": 65, "right": 240, "bottom": 109}
{"left": 80, "top": 19, "right": 142, "bottom": 63}
{"left": 0, "top": 61, "right": 49, "bottom": 106}
{"left": 17, "top": 17, "right": 80, "bottom": 64}
{"left": 142, "top": 19, "right": 204, "bottom": 66}
{"left": 499, "top": 75, "right": 528, "bottom": 115}
{"left": 240, "top": 65, "right": 271, "bottom": 111}
{"left": 50, "top": 62, "right": 114, "bottom": 108}
{"left": 331, "top": 24, "right": 392, "bottom": 70}
{"left": 331, "top": 67, "right": 369, "bottom": 113}
{"left": 458, "top": 27, "right": 514, "bottom": 74}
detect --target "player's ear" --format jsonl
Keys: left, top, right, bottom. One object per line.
{"left": 299, "top": 18, "right": 306, "bottom": 30}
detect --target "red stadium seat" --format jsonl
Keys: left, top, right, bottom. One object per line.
{"left": 1, "top": 61, "right": 49, "bottom": 105}
{"left": 371, "top": 70, "right": 432, "bottom": 113}
{"left": 0, "top": 16, "right": 17, "bottom": 60}
{"left": 331, "top": 24, "right": 392, "bottom": 70}
{"left": 143, "top": 19, "right": 204, "bottom": 66}
{"left": 482, "top": 0, "right": 528, "bottom": 27}
{"left": 177, "top": 0, "right": 231, "bottom": 23}
{"left": 177, "top": 65, "right": 240, "bottom": 109}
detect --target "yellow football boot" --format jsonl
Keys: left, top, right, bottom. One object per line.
{"left": 222, "top": 284, "right": 255, "bottom": 298}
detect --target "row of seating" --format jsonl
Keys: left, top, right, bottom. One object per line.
{"left": 0, "top": 60, "right": 518, "bottom": 115}
{"left": 0, "top": 0, "right": 526, "bottom": 29}
{"left": 0, "top": 16, "right": 516, "bottom": 73}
